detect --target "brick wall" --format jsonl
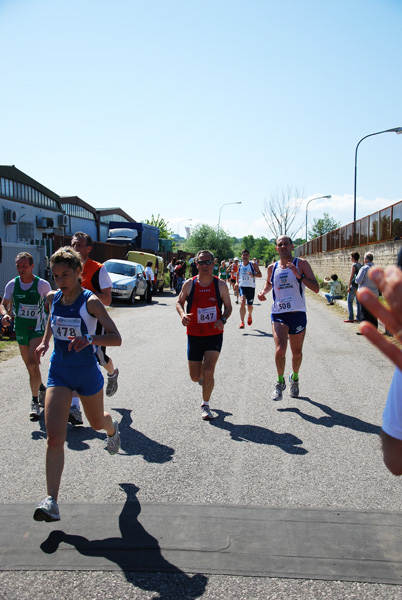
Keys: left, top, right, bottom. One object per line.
{"left": 305, "top": 241, "right": 402, "bottom": 285}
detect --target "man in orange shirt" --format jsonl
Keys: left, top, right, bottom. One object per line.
{"left": 68, "top": 232, "right": 120, "bottom": 425}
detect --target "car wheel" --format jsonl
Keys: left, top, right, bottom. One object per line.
{"left": 129, "top": 288, "right": 137, "bottom": 304}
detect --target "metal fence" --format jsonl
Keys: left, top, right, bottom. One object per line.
{"left": 295, "top": 200, "right": 402, "bottom": 257}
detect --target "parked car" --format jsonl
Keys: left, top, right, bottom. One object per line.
{"left": 104, "top": 259, "right": 147, "bottom": 304}
{"left": 126, "top": 251, "right": 165, "bottom": 293}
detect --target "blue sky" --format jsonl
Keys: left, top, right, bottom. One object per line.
{"left": 1, "top": 0, "right": 401, "bottom": 239}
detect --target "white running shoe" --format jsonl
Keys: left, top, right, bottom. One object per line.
{"left": 107, "top": 419, "right": 120, "bottom": 455}
{"left": 201, "top": 405, "right": 214, "bottom": 420}
{"left": 289, "top": 375, "right": 300, "bottom": 398}
{"left": 34, "top": 496, "right": 60, "bottom": 522}
{"left": 271, "top": 382, "right": 286, "bottom": 401}
{"left": 38, "top": 385, "right": 46, "bottom": 407}
{"left": 106, "top": 368, "right": 119, "bottom": 397}
{"left": 29, "top": 401, "right": 41, "bottom": 421}
{"left": 68, "top": 405, "right": 83, "bottom": 426}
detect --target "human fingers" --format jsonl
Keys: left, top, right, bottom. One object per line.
{"left": 359, "top": 321, "right": 402, "bottom": 370}
{"left": 357, "top": 288, "right": 402, "bottom": 335}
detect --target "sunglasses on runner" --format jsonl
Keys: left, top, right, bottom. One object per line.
{"left": 197, "top": 260, "right": 213, "bottom": 265}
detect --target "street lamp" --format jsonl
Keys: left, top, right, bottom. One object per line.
{"left": 354, "top": 127, "right": 402, "bottom": 222}
{"left": 305, "top": 195, "right": 332, "bottom": 241}
{"left": 217, "top": 202, "right": 242, "bottom": 234}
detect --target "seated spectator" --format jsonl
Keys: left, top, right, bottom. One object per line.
{"left": 324, "top": 274, "right": 342, "bottom": 305}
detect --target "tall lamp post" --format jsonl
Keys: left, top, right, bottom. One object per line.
{"left": 217, "top": 202, "right": 242, "bottom": 234}
{"left": 354, "top": 127, "right": 402, "bottom": 222}
{"left": 305, "top": 195, "right": 332, "bottom": 241}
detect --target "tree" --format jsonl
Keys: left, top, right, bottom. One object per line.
{"left": 262, "top": 186, "right": 304, "bottom": 240}
{"left": 183, "top": 224, "right": 233, "bottom": 259}
{"left": 308, "top": 212, "right": 341, "bottom": 239}
{"left": 144, "top": 214, "right": 173, "bottom": 239}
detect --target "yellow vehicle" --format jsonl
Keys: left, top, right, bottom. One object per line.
{"left": 126, "top": 251, "right": 165, "bottom": 293}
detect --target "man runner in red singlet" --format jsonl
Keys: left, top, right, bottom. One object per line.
{"left": 176, "top": 250, "right": 232, "bottom": 420}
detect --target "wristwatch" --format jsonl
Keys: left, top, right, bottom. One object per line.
{"left": 220, "top": 317, "right": 227, "bottom": 325}
{"left": 85, "top": 333, "right": 93, "bottom": 344}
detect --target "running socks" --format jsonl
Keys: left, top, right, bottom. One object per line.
{"left": 278, "top": 375, "right": 285, "bottom": 383}
{"left": 291, "top": 373, "right": 299, "bottom": 381}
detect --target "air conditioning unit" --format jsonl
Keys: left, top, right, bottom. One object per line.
{"left": 36, "top": 216, "right": 55, "bottom": 228}
{"left": 5, "top": 209, "right": 18, "bottom": 223}
{"left": 36, "top": 216, "right": 47, "bottom": 228}
{"left": 58, "top": 214, "right": 69, "bottom": 227}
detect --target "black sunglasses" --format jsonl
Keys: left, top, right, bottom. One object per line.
{"left": 197, "top": 260, "right": 213, "bottom": 265}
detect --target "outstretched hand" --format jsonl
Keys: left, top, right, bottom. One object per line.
{"left": 357, "top": 265, "right": 402, "bottom": 370}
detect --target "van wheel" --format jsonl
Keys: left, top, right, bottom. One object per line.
{"left": 129, "top": 288, "right": 137, "bottom": 304}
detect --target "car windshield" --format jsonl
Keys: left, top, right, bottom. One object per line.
{"left": 105, "top": 262, "right": 136, "bottom": 277}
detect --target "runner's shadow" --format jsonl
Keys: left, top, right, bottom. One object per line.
{"left": 210, "top": 410, "right": 307, "bottom": 454}
{"left": 277, "top": 397, "right": 381, "bottom": 435}
{"left": 113, "top": 408, "right": 175, "bottom": 463}
{"left": 40, "top": 483, "right": 207, "bottom": 600}
{"left": 32, "top": 408, "right": 174, "bottom": 463}
{"left": 242, "top": 329, "right": 273, "bottom": 337}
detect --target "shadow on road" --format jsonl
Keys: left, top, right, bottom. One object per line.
{"left": 32, "top": 409, "right": 175, "bottom": 464}
{"left": 277, "top": 397, "right": 381, "bottom": 435}
{"left": 210, "top": 409, "right": 308, "bottom": 454}
{"left": 113, "top": 408, "right": 175, "bottom": 463}
{"left": 40, "top": 483, "right": 207, "bottom": 600}
{"left": 241, "top": 329, "right": 273, "bottom": 337}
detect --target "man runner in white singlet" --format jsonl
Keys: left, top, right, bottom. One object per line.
{"left": 258, "top": 235, "right": 319, "bottom": 400}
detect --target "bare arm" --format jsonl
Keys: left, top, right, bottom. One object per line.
{"left": 176, "top": 278, "right": 193, "bottom": 326}
{"left": 0, "top": 297, "right": 13, "bottom": 324}
{"left": 95, "top": 287, "right": 112, "bottom": 306}
{"left": 294, "top": 258, "right": 319, "bottom": 293}
{"left": 258, "top": 265, "right": 273, "bottom": 301}
{"left": 35, "top": 291, "right": 57, "bottom": 363}
{"left": 214, "top": 280, "right": 232, "bottom": 331}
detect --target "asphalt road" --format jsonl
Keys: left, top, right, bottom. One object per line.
{"left": 1, "top": 270, "right": 401, "bottom": 599}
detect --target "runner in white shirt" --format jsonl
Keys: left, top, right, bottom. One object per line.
{"left": 258, "top": 235, "right": 319, "bottom": 401}
{"left": 234, "top": 249, "right": 262, "bottom": 329}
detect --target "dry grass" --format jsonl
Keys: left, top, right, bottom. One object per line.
{"left": 0, "top": 335, "right": 19, "bottom": 361}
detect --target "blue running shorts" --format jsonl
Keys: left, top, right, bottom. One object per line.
{"left": 47, "top": 361, "right": 104, "bottom": 396}
{"left": 239, "top": 286, "right": 255, "bottom": 305}
{"left": 271, "top": 311, "right": 307, "bottom": 335}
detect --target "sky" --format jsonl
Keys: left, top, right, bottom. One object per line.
{"left": 1, "top": 0, "right": 401, "bottom": 240}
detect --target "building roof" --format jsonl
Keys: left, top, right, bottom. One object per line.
{"left": 0, "top": 165, "right": 62, "bottom": 208}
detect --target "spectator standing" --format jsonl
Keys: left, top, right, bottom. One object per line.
{"left": 145, "top": 260, "right": 154, "bottom": 304}
{"left": 355, "top": 252, "right": 379, "bottom": 330}
{"left": 345, "top": 252, "right": 362, "bottom": 323}
{"left": 168, "top": 258, "right": 176, "bottom": 290}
